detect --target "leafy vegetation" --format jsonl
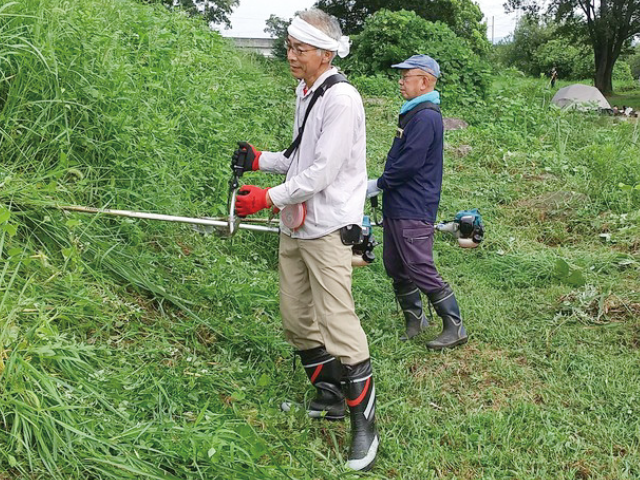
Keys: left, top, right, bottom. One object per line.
{"left": 495, "top": 16, "right": 635, "bottom": 83}
{"left": 506, "top": 0, "right": 640, "bottom": 93}
{"left": 314, "top": 0, "right": 490, "bottom": 55}
{"left": 264, "top": 14, "right": 290, "bottom": 60}
{"left": 344, "top": 9, "right": 491, "bottom": 104}
{"left": 625, "top": 43, "right": 640, "bottom": 78}
{"left": 140, "top": 0, "right": 239, "bottom": 27}
{"left": 1, "top": 0, "right": 294, "bottom": 477}
{"left": 2, "top": 0, "right": 640, "bottom": 479}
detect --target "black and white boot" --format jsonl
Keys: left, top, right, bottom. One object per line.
{"left": 425, "top": 284, "right": 468, "bottom": 349}
{"left": 281, "top": 346, "right": 346, "bottom": 420}
{"left": 344, "top": 359, "right": 379, "bottom": 471}
{"left": 394, "top": 281, "right": 429, "bottom": 340}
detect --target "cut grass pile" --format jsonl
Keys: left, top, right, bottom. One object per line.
{"left": 1, "top": 1, "right": 640, "bottom": 479}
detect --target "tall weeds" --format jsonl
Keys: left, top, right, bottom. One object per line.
{"left": 1, "top": 0, "right": 291, "bottom": 477}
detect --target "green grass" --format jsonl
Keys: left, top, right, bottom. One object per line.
{"left": 2, "top": 1, "right": 640, "bottom": 479}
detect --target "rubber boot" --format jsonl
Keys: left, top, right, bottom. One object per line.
{"left": 394, "top": 281, "right": 429, "bottom": 340}
{"left": 344, "top": 359, "right": 379, "bottom": 471}
{"left": 425, "top": 284, "right": 468, "bottom": 349}
{"left": 281, "top": 346, "right": 346, "bottom": 420}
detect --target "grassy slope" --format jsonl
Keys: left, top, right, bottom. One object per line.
{"left": 1, "top": 2, "right": 640, "bottom": 480}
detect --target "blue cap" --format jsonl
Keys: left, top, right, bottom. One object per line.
{"left": 391, "top": 54, "right": 440, "bottom": 78}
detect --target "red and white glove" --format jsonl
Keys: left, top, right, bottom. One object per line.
{"left": 235, "top": 185, "right": 270, "bottom": 217}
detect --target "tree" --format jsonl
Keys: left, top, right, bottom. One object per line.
{"left": 147, "top": 0, "right": 238, "bottom": 28}
{"left": 533, "top": 39, "right": 594, "bottom": 79}
{"left": 507, "top": 0, "right": 640, "bottom": 93}
{"left": 497, "top": 15, "right": 557, "bottom": 76}
{"left": 264, "top": 15, "right": 290, "bottom": 59}
{"left": 496, "top": 16, "right": 593, "bottom": 79}
{"left": 345, "top": 10, "right": 491, "bottom": 103}
{"left": 314, "top": 0, "right": 490, "bottom": 55}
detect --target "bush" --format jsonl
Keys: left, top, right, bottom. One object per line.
{"left": 613, "top": 60, "right": 634, "bottom": 82}
{"left": 344, "top": 9, "right": 491, "bottom": 104}
{"left": 348, "top": 74, "right": 398, "bottom": 97}
{"left": 628, "top": 46, "right": 640, "bottom": 78}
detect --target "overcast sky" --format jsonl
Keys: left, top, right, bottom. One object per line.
{"left": 217, "top": 0, "right": 518, "bottom": 43}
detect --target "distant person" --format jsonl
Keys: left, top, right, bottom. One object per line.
{"left": 233, "top": 8, "right": 378, "bottom": 472}
{"left": 550, "top": 67, "right": 558, "bottom": 88}
{"left": 366, "top": 54, "right": 469, "bottom": 349}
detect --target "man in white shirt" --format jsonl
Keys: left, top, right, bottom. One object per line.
{"left": 233, "top": 8, "right": 378, "bottom": 472}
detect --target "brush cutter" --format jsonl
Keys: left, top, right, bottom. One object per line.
{"left": 60, "top": 150, "right": 379, "bottom": 265}
{"left": 435, "top": 209, "right": 485, "bottom": 248}
{"left": 60, "top": 204, "right": 280, "bottom": 237}
{"left": 62, "top": 146, "right": 283, "bottom": 236}
{"left": 62, "top": 161, "right": 279, "bottom": 236}
{"left": 369, "top": 195, "right": 484, "bottom": 248}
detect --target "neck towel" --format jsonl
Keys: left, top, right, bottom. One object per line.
{"left": 400, "top": 91, "right": 440, "bottom": 115}
{"left": 288, "top": 17, "right": 350, "bottom": 58}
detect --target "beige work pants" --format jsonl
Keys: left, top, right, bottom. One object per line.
{"left": 279, "top": 231, "right": 370, "bottom": 365}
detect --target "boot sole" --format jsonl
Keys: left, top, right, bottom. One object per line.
{"left": 426, "top": 336, "right": 469, "bottom": 350}
{"left": 346, "top": 435, "right": 379, "bottom": 471}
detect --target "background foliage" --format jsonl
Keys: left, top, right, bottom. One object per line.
{"left": 506, "top": 0, "right": 640, "bottom": 93}
{"left": 495, "top": 15, "right": 635, "bottom": 82}
{"left": 314, "top": 0, "right": 490, "bottom": 55}
{"left": 344, "top": 9, "right": 491, "bottom": 104}
{"left": 625, "top": 44, "right": 640, "bottom": 78}
{"left": 264, "top": 14, "right": 289, "bottom": 60}
{"left": 141, "top": 0, "right": 239, "bottom": 27}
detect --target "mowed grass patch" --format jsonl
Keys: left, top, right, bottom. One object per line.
{"left": 359, "top": 73, "right": 640, "bottom": 478}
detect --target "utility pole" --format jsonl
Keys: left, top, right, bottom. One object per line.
{"left": 492, "top": 16, "right": 495, "bottom": 44}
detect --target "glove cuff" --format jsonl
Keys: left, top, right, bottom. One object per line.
{"left": 261, "top": 187, "right": 271, "bottom": 209}
{"left": 252, "top": 151, "right": 261, "bottom": 171}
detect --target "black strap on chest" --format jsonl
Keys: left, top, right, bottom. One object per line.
{"left": 397, "top": 101, "right": 441, "bottom": 131}
{"left": 284, "top": 73, "right": 349, "bottom": 159}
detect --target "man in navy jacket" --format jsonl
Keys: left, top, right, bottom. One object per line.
{"left": 367, "top": 54, "right": 468, "bottom": 349}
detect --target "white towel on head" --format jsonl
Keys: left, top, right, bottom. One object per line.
{"left": 287, "top": 17, "right": 350, "bottom": 58}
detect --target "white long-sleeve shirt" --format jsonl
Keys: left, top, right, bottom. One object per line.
{"left": 259, "top": 67, "right": 367, "bottom": 239}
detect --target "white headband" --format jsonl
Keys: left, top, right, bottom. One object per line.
{"left": 287, "top": 17, "right": 350, "bottom": 58}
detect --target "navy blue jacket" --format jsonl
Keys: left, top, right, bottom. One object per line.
{"left": 377, "top": 105, "right": 444, "bottom": 222}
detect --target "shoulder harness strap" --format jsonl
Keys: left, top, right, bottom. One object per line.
{"left": 284, "top": 73, "right": 350, "bottom": 159}
{"left": 397, "top": 102, "right": 441, "bottom": 138}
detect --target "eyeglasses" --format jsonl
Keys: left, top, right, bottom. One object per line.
{"left": 284, "top": 41, "right": 318, "bottom": 56}
{"left": 399, "top": 74, "right": 427, "bottom": 83}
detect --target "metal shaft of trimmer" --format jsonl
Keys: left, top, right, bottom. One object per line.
{"left": 61, "top": 206, "right": 279, "bottom": 234}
